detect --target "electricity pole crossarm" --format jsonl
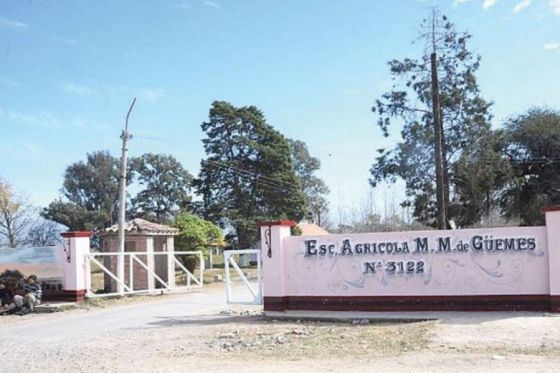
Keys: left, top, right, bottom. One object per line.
{"left": 117, "top": 97, "right": 136, "bottom": 295}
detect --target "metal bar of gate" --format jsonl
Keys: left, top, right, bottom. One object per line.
{"left": 88, "top": 254, "right": 132, "bottom": 293}
{"left": 223, "top": 249, "right": 262, "bottom": 305}
{"left": 228, "top": 257, "right": 257, "bottom": 298}
{"left": 172, "top": 256, "right": 201, "bottom": 287}
{"left": 132, "top": 254, "right": 170, "bottom": 289}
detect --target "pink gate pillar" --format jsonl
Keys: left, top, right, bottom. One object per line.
{"left": 543, "top": 206, "right": 560, "bottom": 312}
{"left": 60, "top": 231, "right": 91, "bottom": 302}
{"left": 258, "top": 221, "right": 295, "bottom": 311}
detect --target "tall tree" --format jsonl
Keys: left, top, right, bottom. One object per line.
{"left": 370, "top": 13, "right": 493, "bottom": 227}
{"left": 26, "top": 219, "right": 62, "bottom": 246}
{"left": 288, "top": 139, "right": 330, "bottom": 226}
{"left": 130, "top": 153, "right": 193, "bottom": 224}
{"left": 500, "top": 108, "right": 560, "bottom": 225}
{"left": 42, "top": 151, "right": 123, "bottom": 230}
{"left": 0, "top": 179, "right": 33, "bottom": 247}
{"left": 195, "top": 101, "right": 306, "bottom": 249}
{"left": 452, "top": 132, "right": 512, "bottom": 227}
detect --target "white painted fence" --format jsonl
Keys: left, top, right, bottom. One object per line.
{"left": 85, "top": 250, "right": 204, "bottom": 298}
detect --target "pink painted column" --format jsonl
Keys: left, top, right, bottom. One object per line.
{"left": 60, "top": 231, "right": 91, "bottom": 302}
{"left": 543, "top": 206, "right": 560, "bottom": 312}
{"left": 258, "top": 220, "right": 295, "bottom": 311}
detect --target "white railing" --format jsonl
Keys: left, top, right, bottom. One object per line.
{"left": 85, "top": 250, "right": 204, "bottom": 298}
{"left": 224, "top": 249, "right": 262, "bottom": 305}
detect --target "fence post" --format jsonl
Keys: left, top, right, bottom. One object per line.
{"left": 257, "top": 220, "right": 295, "bottom": 312}
{"left": 146, "top": 237, "right": 155, "bottom": 292}
{"left": 166, "top": 236, "right": 176, "bottom": 289}
{"left": 543, "top": 206, "right": 560, "bottom": 313}
{"left": 60, "top": 231, "right": 91, "bottom": 302}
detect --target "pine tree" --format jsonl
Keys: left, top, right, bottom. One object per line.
{"left": 195, "top": 101, "right": 306, "bottom": 248}
{"left": 370, "top": 13, "right": 493, "bottom": 226}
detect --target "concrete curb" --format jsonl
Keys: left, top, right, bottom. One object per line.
{"left": 35, "top": 302, "right": 78, "bottom": 314}
{"left": 264, "top": 310, "right": 553, "bottom": 322}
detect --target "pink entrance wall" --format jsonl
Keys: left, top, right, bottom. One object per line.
{"left": 282, "top": 226, "right": 548, "bottom": 297}
{"left": 260, "top": 208, "right": 560, "bottom": 313}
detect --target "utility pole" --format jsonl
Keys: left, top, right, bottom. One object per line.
{"left": 430, "top": 10, "right": 447, "bottom": 230}
{"left": 117, "top": 97, "right": 136, "bottom": 295}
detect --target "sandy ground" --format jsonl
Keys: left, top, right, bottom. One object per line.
{"left": 1, "top": 284, "right": 560, "bottom": 372}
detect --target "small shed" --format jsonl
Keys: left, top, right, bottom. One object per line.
{"left": 101, "top": 218, "right": 178, "bottom": 292}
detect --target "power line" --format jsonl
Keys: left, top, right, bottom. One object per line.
{"left": 134, "top": 133, "right": 560, "bottom": 176}
{"left": 203, "top": 159, "right": 300, "bottom": 189}
{"left": 133, "top": 135, "right": 306, "bottom": 193}
{"left": 134, "top": 135, "right": 200, "bottom": 147}
{"left": 202, "top": 160, "right": 300, "bottom": 194}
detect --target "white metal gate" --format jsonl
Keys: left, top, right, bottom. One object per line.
{"left": 224, "top": 249, "right": 262, "bottom": 305}
{"left": 85, "top": 251, "right": 204, "bottom": 298}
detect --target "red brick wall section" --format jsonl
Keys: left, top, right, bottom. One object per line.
{"left": 101, "top": 235, "right": 150, "bottom": 292}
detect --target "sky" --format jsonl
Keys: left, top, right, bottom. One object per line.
{"left": 0, "top": 0, "right": 559, "bottom": 224}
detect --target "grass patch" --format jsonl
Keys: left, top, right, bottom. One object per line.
{"left": 208, "top": 319, "right": 435, "bottom": 359}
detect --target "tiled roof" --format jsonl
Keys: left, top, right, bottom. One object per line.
{"left": 297, "top": 223, "right": 329, "bottom": 236}
{"left": 104, "top": 218, "right": 178, "bottom": 236}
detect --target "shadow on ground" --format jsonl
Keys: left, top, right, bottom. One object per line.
{"left": 137, "top": 314, "right": 265, "bottom": 329}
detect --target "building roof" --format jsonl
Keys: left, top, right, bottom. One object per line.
{"left": 297, "top": 223, "right": 329, "bottom": 236}
{"left": 103, "top": 218, "right": 178, "bottom": 236}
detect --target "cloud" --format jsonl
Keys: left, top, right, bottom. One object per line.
{"left": 0, "top": 142, "right": 13, "bottom": 155}
{"left": 513, "top": 0, "right": 532, "bottom": 12}
{"left": 174, "top": 0, "right": 219, "bottom": 9}
{"left": 544, "top": 41, "right": 560, "bottom": 50}
{"left": 53, "top": 37, "right": 77, "bottom": 47}
{"left": 60, "top": 82, "right": 99, "bottom": 96}
{"left": 134, "top": 87, "right": 165, "bottom": 102}
{"left": 71, "top": 117, "right": 110, "bottom": 131}
{"left": 22, "top": 143, "right": 47, "bottom": 165}
{"left": 203, "top": 0, "right": 220, "bottom": 8}
{"left": 453, "top": 0, "right": 472, "bottom": 6}
{"left": 0, "top": 76, "right": 19, "bottom": 87}
{"left": 62, "top": 83, "right": 165, "bottom": 103}
{"left": 550, "top": 0, "right": 560, "bottom": 16}
{"left": 174, "top": 1, "right": 191, "bottom": 10}
{"left": 0, "top": 16, "right": 27, "bottom": 30}
{"left": 483, "top": 0, "right": 498, "bottom": 10}
{"left": 0, "top": 107, "right": 59, "bottom": 128}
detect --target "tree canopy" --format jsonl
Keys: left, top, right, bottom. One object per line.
{"left": 499, "top": 108, "right": 560, "bottom": 225}
{"left": 42, "top": 150, "right": 122, "bottom": 231}
{"left": 288, "top": 139, "right": 329, "bottom": 226}
{"left": 174, "top": 212, "right": 224, "bottom": 251}
{"left": 43, "top": 151, "right": 194, "bottom": 231}
{"left": 25, "top": 219, "right": 62, "bottom": 247}
{"left": 195, "top": 101, "right": 306, "bottom": 249}
{"left": 0, "top": 179, "right": 33, "bottom": 247}
{"left": 130, "top": 153, "right": 193, "bottom": 224}
{"left": 370, "top": 14, "right": 493, "bottom": 227}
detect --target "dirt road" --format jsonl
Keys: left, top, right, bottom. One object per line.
{"left": 1, "top": 285, "right": 560, "bottom": 372}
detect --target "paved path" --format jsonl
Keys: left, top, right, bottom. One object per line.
{"left": 1, "top": 284, "right": 256, "bottom": 372}
{"left": 3, "top": 286, "right": 560, "bottom": 373}
{"left": 0, "top": 285, "right": 232, "bottom": 343}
